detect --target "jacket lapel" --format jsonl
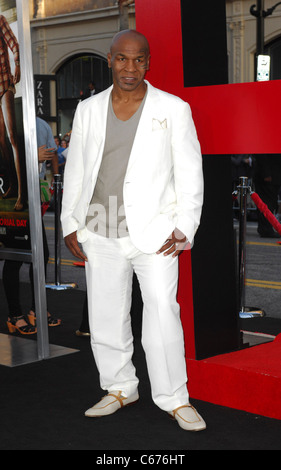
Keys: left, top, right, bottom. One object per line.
{"left": 126, "top": 82, "right": 165, "bottom": 174}
{"left": 91, "top": 86, "right": 112, "bottom": 148}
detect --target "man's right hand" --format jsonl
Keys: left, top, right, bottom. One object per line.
{"left": 64, "top": 231, "right": 88, "bottom": 262}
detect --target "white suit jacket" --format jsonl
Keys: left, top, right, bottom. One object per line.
{"left": 61, "top": 81, "right": 204, "bottom": 254}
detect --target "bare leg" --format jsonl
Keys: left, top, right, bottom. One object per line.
{"left": 0, "top": 105, "right": 17, "bottom": 198}
{"left": 1, "top": 90, "right": 23, "bottom": 211}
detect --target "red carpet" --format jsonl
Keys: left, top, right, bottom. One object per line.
{"left": 187, "top": 334, "right": 281, "bottom": 420}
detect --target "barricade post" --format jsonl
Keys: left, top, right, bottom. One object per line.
{"left": 46, "top": 174, "right": 77, "bottom": 291}
{"left": 236, "top": 176, "right": 265, "bottom": 319}
{"left": 54, "top": 174, "right": 62, "bottom": 285}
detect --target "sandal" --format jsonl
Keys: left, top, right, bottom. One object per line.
{"left": 7, "top": 315, "right": 37, "bottom": 335}
{"left": 28, "top": 311, "right": 61, "bottom": 327}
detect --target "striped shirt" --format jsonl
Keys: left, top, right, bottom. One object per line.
{"left": 0, "top": 15, "right": 20, "bottom": 99}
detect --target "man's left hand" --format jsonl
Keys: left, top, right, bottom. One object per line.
{"left": 157, "top": 228, "right": 188, "bottom": 258}
{"left": 38, "top": 145, "right": 56, "bottom": 162}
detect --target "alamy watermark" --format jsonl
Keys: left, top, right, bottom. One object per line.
{"left": 86, "top": 195, "right": 193, "bottom": 251}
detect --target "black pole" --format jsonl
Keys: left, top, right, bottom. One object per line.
{"left": 250, "top": 0, "right": 264, "bottom": 56}
{"left": 237, "top": 177, "right": 265, "bottom": 318}
{"left": 238, "top": 177, "right": 248, "bottom": 315}
{"left": 257, "top": 0, "right": 264, "bottom": 55}
{"left": 54, "top": 173, "right": 62, "bottom": 286}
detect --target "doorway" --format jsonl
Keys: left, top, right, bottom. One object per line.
{"left": 56, "top": 54, "right": 112, "bottom": 137}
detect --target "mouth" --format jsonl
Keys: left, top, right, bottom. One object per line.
{"left": 121, "top": 77, "right": 137, "bottom": 84}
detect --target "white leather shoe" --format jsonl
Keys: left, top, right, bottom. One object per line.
{"left": 169, "top": 404, "right": 206, "bottom": 431}
{"left": 85, "top": 390, "right": 139, "bottom": 417}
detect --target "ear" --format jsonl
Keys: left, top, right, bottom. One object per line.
{"left": 107, "top": 52, "right": 112, "bottom": 69}
{"left": 146, "top": 54, "right": 151, "bottom": 71}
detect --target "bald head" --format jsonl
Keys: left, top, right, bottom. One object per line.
{"left": 110, "top": 29, "right": 150, "bottom": 55}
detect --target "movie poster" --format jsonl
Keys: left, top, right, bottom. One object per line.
{"left": 0, "top": 0, "right": 30, "bottom": 250}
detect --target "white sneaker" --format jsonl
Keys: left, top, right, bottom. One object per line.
{"left": 169, "top": 404, "right": 206, "bottom": 431}
{"left": 85, "top": 390, "right": 139, "bottom": 417}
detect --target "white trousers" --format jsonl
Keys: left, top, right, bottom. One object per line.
{"left": 82, "top": 231, "right": 189, "bottom": 412}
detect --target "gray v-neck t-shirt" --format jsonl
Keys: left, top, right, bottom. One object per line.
{"left": 86, "top": 91, "right": 147, "bottom": 238}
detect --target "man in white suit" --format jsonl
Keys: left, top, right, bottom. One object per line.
{"left": 61, "top": 30, "right": 205, "bottom": 431}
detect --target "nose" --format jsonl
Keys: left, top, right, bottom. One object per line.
{"left": 125, "top": 59, "right": 136, "bottom": 72}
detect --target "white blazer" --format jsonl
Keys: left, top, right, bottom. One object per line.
{"left": 61, "top": 81, "right": 204, "bottom": 254}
